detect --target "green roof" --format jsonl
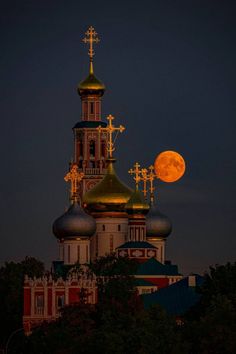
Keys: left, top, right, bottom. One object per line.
{"left": 142, "top": 275, "right": 204, "bottom": 316}
{"left": 136, "top": 258, "right": 180, "bottom": 276}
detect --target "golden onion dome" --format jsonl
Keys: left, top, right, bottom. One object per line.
{"left": 83, "top": 159, "right": 133, "bottom": 213}
{"left": 125, "top": 189, "right": 150, "bottom": 215}
{"left": 77, "top": 63, "right": 105, "bottom": 96}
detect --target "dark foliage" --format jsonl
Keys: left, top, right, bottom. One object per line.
{"left": 0, "top": 256, "right": 45, "bottom": 350}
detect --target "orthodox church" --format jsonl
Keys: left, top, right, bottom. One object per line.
{"left": 23, "top": 27, "right": 187, "bottom": 334}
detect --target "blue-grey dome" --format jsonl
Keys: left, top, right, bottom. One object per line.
{"left": 53, "top": 202, "right": 96, "bottom": 239}
{"left": 146, "top": 203, "right": 172, "bottom": 238}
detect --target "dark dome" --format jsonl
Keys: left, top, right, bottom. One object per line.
{"left": 53, "top": 202, "right": 96, "bottom": 239}
{"left": 146, "top": 203, "right": 172, "bottom": 238}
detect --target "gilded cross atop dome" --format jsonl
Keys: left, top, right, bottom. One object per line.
{"left": 83, "top": 26, "right": 100, "bottom": 74}
{"left": 97, "top": 115, "right": 125, "bottom": 158}
{"left": 64, "top": 163, "right": 84, "bottom": 203}
{"left": 140, "top": 165, "right": 156, "bottom": 203}
{"left": 128, "top": 162, "right": 142, "bottom": 190}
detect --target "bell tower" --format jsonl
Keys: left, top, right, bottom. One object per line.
{"left": 73, "top": 26, "right": 108, "bottom": 199}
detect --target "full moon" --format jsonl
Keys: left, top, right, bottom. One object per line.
{"left": 154, "top": 150, "right": 186, "bottom": 183}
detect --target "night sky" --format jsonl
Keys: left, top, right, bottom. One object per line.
{"left": 1, "top": 0, "right": 236, "bottom": 274}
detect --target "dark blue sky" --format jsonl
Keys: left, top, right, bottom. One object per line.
{"left": 1, "top": 0, "right": 235, "bottom": 274}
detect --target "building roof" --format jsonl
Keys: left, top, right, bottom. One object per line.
{"left": 136, "top": 258, "right": 180, "bottom": 276}
{"left": 73, "top": 121, "right": 107, "bottom": 129}
{"left": 118, "top": 241, "right": 156, "bottom": 249}
{"left": 135, "top": 279, "right": 157, "bottom": 287}
{"left": 142, "top": 275, "right": 204, "bottom": 316}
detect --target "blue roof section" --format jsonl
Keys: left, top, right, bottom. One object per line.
{"left": 118, "top": 241, "right": 156, "bottom": 249}
{"left": 135, "top": 279, "right": 157, "bottom": 287}
{"left": 136, "top": 258, "right": 180, "bottom": 276}
{"left": 73, "top": 121, "right": 107, "bottom": 129}
{"left": 142, "top": 275, "right": 204, "bottom": 316}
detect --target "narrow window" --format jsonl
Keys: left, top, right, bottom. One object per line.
{"left": 90, "top": 102, "right": 94, "bottom": 114}
{"left": 110, "top": 235, "right": 113, "bottom": 253}
{"left": 35, "top": 295, "right": 44, "bottom": 315}
{"left": 89, "top": 140, "right": 95, "bottom": 157}
{"left": 79, "top": 140, "right": 83, "bottom": 157}
{"left": 118, "top": 225, "right": 121, "bottom": 231}
{"left": 68, "top": 245, "right": 70, "bottom": 263}
{"left": 102, "top": 225, "right": 105, "bottom": 231}
{"left": 101, "top": 140, "right": 106, "bottom": 157}
{"left": 77, "top": 245, "right": 80, "bottom": 263}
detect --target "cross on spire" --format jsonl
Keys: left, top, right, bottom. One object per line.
{"left": 82, "top": 26, "right": 100, "bottom": 74}
{"left": 64, "top": 163, "right": 84, "bottom": 203}
{"left": 97, "top": 114, "right": 125, "bottom": 158}
{"left": 128, "top": 162, "right": 142, "bottom": 190}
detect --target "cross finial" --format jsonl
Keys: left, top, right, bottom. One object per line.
{"left": 97, "top": 114, "right": 125, "bottom": 158}
{"left": 138, "top": 164, "right": 156, "bottom": 202}
{"left": 128, "top": 162, "right": 142, "bottom": 190}
{"left": 83, "top": 26, "right": 100, "bottom": 74}
{"left": 141, "top": 168, "right": 148, "bottom": 199}
{"left": 64, "top": 163, "right": 84, "bottom": 203}
{"left": 148, "top": 165, "right": 156, "bottom": 203}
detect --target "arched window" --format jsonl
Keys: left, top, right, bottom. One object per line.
{"left": 89, "top": 140, "right": 95, "bottom": 157}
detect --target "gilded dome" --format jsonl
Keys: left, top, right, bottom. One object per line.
{"left": 83, "top": 159, "right": 133, "bottom": 213}
{"left": 53, "top": 201, "right": 96, "bottom": 239}
{"left": 77, "top": 72, "right": 105, "bottom": 96}
{"left": 146, "top": 203, "right": 172, "bottom": 238}
{"left": 125, "top": 189, "right": 150, "bottom": 215}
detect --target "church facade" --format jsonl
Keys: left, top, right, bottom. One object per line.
{"left": 23, "top": 27, "right": 182, "bottom": 334}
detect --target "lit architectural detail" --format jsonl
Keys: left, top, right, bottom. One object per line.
{"left": 64, "top": 163, "right": 84, "bottom": 202}
{"left": 82, "top": 26, "right": 100, "bottom": 74}
{"left": 23, "top": 27, "right": 185, "bottom": 335}
{"left": 97, "top": 114, "right": 125, "bottom": 158}
{"left": 128, "top": 162, "right": 142, "bottom": 189}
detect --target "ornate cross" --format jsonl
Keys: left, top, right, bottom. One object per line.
{"left": 97, "top": 114, "right": 125, "bottom": 158}
{"left": 83, "top": 26, "right": 100, "bottom": 73}
{"left": 128, "top": 162, "right": 142, "bottom": 190}
{"left": 64, "top": 163, "right": 84, "bottom": 202}
{"left": 139, "top": 165, "right": 156, "bottom": 202}
{"left": 140, "top": 168, "right": 148, "bottom": 199}
{"left": 148, "top": 165, "right": 156, "bottom": 203}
